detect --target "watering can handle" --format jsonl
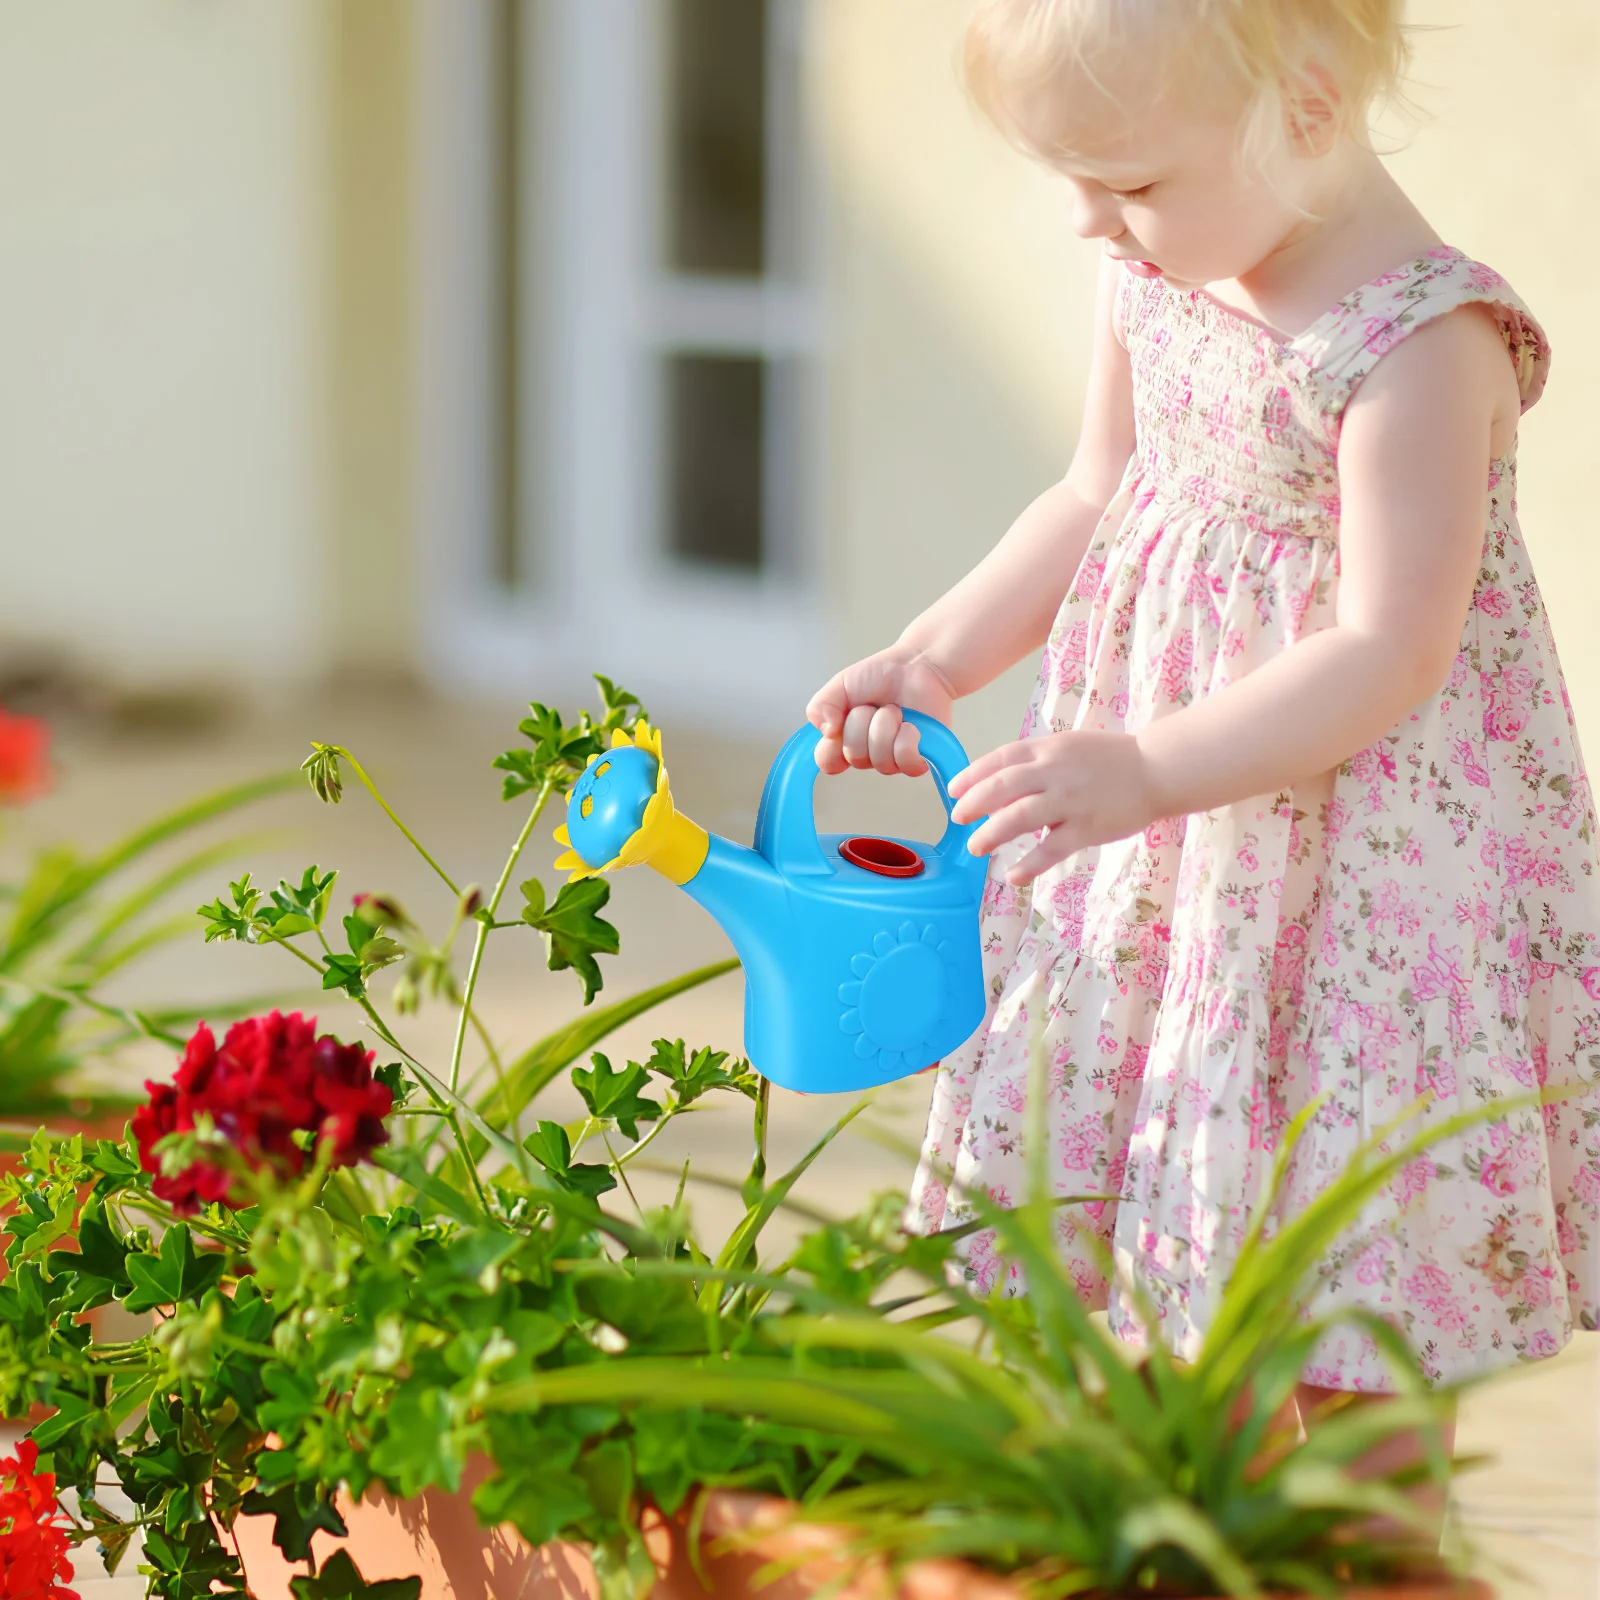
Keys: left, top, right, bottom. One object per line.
{"left": 753, "top": 710, "right": 981, "bottom": 877}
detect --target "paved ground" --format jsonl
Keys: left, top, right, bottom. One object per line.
{"left": 3, "top": 686, "right": 1595, "bottom": 1597}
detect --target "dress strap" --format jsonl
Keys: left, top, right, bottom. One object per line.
{"left": 1296, "top": 246, "right": 1551, "bottom": 416}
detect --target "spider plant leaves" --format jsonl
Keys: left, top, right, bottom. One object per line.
{"left": 705, "top": 1092, "right": 874, "bottom": 1305}
{"left": 471, "top": 958, "right": 739, "bottom": 1131}
{"left": 0, "top": 773, "right": 296, "bottom": 970}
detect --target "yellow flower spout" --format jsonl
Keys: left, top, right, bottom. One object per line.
{"left": 553, "top": 722, "right": 710, "bottom": 887}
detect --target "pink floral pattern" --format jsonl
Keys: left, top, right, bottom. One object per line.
{"left": 910, "top": 247, "right": 1600, "bottom": 1390}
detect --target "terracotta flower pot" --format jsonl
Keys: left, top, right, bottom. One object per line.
{"left": 229, "top": 1481, "right": 1494, "bottom": 1600}
{"left": 228, "top": 1457, "right": 597, "bottom": 1600}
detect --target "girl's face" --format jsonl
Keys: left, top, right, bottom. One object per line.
{"left": 1047, "top": 75, "right": 1320, "bottom": 291}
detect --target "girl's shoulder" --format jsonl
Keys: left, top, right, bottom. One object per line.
{"left": 1293, "top": 246, "right": 1551, "bottom": 417}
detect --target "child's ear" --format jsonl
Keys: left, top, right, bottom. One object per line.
{"left": 1284, "top": 61, "right": 1343, "bottom": 156}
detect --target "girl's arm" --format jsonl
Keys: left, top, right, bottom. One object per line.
{"left": 807, "top": 255, "right": 1136, "bottom": 776}
{"left": 951, "top": 303, "right": 1522, "bottom": 882}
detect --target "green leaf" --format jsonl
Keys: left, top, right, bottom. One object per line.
{"left": 197, "top": 875, "right": 263, "bottom": 945}
{"left": 370, "top": 1146, "right": 482, "bottom": 1224}
{"left": 48, "top": 1202, "right": 131, "bottom": 1289}
{"left": 290, "top": 1550, "right": 421, "bottom": 1600}
{"left": 492, "top": 678, "right": 649, "bottom": 801}
{"left": 5, "top": 770, "right": 295, "bottom": 969}
{"left": 641, "top": 1038, "right": 760, "bottom": 1107}
{"left": 239, "top": 1483, "right": 349, "bottom": 1565}
{"left": 472, "top": 1459, "right": 594, "bottom": 1547}
{"left": 81, "top": 1497, "right": 137, "bottom": 1576}
{"left": 473, "top": 959, "right": 738, "bottom": 1131}
{"left": 267, "top": 866, "right": 338, "bottom": 930}
{"left": 520, "top": 878, "right": 619, "bottom": 1005}
{"left": 523, "top": 1121, "right": 617, "bottom": 1199}
{"left": 321, "top": 953, "right": 366, "bottom": 998}
{"left": 124, "top": 1224, "right": 227, "bottom": 1314}
{"left": 571, "top": 1053, "right": 662, "bottom": 1140}
{"left": 367, "top": 1384, "right": 466, "bottom": 1499}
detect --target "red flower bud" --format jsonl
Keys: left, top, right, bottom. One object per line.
{"left": 133, "top": 1011, "right": 393, "bottom": 1214}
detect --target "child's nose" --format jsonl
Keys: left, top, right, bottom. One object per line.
{"left": 1068, "top": 183, "right": 1122, "bottom": 242}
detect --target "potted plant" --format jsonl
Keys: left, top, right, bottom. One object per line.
{"left": 0, "top": 681, "right": 1514, "bottom": 1599}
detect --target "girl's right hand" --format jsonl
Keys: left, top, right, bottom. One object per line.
{"left": 806, "top": 648, "right": 958, "bottom": 776}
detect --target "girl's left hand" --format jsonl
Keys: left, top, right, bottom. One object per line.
{"left": 948, "top": 730, "right": 1162, "bottom": 885}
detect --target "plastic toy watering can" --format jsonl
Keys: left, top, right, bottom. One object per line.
{"left": 553, "top": 712, "right": 988, "bottom": 1094}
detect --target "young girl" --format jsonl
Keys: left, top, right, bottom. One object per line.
{"left": 807, "top": 0, "right": 1600, "bottom": 1436}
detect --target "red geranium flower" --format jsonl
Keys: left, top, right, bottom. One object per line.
{"left": 0, "top": 1438, "right": 79, "bottom": 1600}
{"left": 132, "top": 1011, "right": 393, "bottom": 1214}
{"left": 0, "top": 710, "right": 50, "bottom": 806}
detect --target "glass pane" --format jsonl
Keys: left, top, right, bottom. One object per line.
{"left": 664, "top": 0, "right": 767, "bottom": 276}
{"left": 666, "top": 355, "right": 764, "bottom": 571}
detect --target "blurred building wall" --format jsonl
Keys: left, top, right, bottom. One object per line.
{"left": 0, "top": 0, "right": 332, "bottom": 694}
{"left": 2, "top": 1, "right": 1597, "bottom": 761}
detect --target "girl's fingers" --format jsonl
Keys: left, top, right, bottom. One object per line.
{"left": 840, "top": 704, "right": 878, "bottom": 769}
{"left": 948, "top": 739, "right": 1039, "bottom": 799}
{"left": 807, "top": 679, "right": 848, "bottom": 736}
{"left": 1007, "top": 827, "right": 1080, "bottom": 885}
{"left": 892, "top": 718, "right": 928, "bottom": 777}
{"left": 951, "top": 762, "right": 1047, "bottom": 825}
{"left": 968, "top": 794, "right": 1060, "bottom": 857}
{"left": 867, "top": 705, "right": 906, "bottom": 774}
{"left": 814, "top": 734, "right": 850, "bottom": 775}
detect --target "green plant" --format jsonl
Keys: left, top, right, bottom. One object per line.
{"left": 0, "top": 771, "right": 298, "bottom": 1141}
{"left": 1, "top": 680, "right": 881, "bottom": 1600}
{"left": 494, "top": 1037, "right": 1527, "bottom": 1600}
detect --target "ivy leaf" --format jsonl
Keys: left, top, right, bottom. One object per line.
{"left": 367, "top": 1384, "right": 466, "bottom": 1500}
{"left": 124, "top": 1224, "right": 227, "bottom": 1314}
{"left": 520, "top": 878, "right": 619, "bottom": 1006}
{"left": 471, "top": 1459, "right": 593, "bottom": 1548}
{"left": 239, "top": 1483, "right": 349, "bottom": 1565}
{"left": 48, "top": 1201, "right": 131, "bottom": 1290}
{"left": 140, "top": 1521, "right": 246, "bottom": 1600}
{"left": 289, "top": 1551, "right": 420, "bottom": 1600}
{"left": 197, "top": 875, "right": 263, "bottom": 944}
{"left": 321, "top": 953, "right": 366, "bottom": 999}
{"left": 570, "top": 1054, "right": 662, "bottom": 1141}
{"left": 522, "top": 1121, "right": 616, "bottom": 1199}
{"left": 264, "top": 866, "right": 338, "bottom": 932}
{"left": 641, "top": 1038, "right": 760, "bottom": 1107}
{"left": 492, "top": 677, "right": 648, "bottom": 801}
{"left": 592, "top": 675, "right": 642, "bottom": 735}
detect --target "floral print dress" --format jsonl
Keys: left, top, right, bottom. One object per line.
{"left": 909, "top": 247, "right": 1600, "bottom": 1390}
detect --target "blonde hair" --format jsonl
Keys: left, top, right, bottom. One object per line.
{"left": 965, "top": 0, "right": 1412, "bottom": 169}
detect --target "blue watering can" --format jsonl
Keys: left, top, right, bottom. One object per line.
{"left": 552, "top": 712, "right": 988, "bottom": 1094}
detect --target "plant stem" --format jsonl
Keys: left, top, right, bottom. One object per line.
{"left": 614, "top": 1114, "right": 672, "bottom": 1170}
{"left": 742, "top": 1077, "right": 771, "bottom": 1208}
{"left": 603, "top": 1131, "right": 645, "bottom": 1220}
{"left": 263, "top": 933, "right": 329, "bottom": 978}
{"left": 448, "top": 779, "right": 555, "bottom": 1095}
{"left": 329, "top": 746, "right": 461, "bottom": 896}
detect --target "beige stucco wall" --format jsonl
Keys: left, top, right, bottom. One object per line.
{"left": 0, "top": 1, "right": 333, "bottom": 693}
{"left": 817, "top": 0, "right": 1600, "bottom": 760}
